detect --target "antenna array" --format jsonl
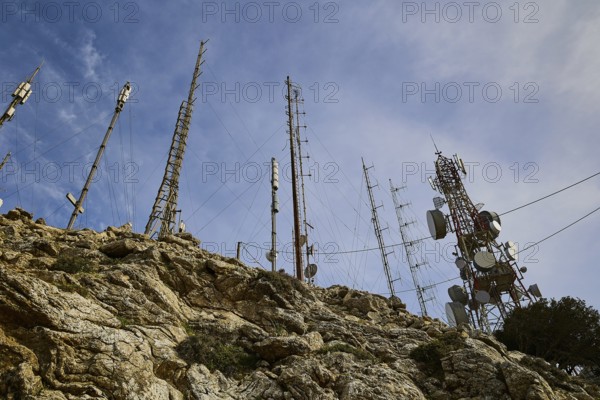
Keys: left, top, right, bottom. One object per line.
{"left": 0, "top": 61, "right": 43, "bottom": 128}
{"left": 427, "top": 151, "right": 541, "bottom": 332}
{"left": 390, "top": 180, "right": 435, "bottom": 316}
{"left": 362, "top": 159, "right": 397, "bottom": 297}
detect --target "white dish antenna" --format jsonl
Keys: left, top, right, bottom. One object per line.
{"left": 426, "top": 210, "right": 447, "bottom": 240}
{"left": 475, "top": 290, "right": 491, "bottom": 304}
{"left": 455, "top": 257, "right": 468, "bottom": 270}
{"left": 445, "top": 302, "right": 470, "bottom": 326}
{"left": 489, "top": 220, "right": 502, "bottom": 236}
{"left": 473, "top": 251, "right": 496, "bottom": 273}
{"left": 0, "top": 199, "right": 3, "bottom": 208}
{"left": 305, "top": 263, "right": 318, "bottom": 278}
{"left": 299, "top": 235, "right": 307, "bottom": 247}
{"left": 433, "top": 196, "right": 446, "bottom": 210}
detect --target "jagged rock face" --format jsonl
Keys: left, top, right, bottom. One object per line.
{"left": 0, "top": 207, "right": 598, "bottom": 399}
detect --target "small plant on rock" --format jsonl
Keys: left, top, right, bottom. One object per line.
{"left": 176, "top": 333, "right": 258, "bottom": 378}
{"left": 53, "top": 255, "right": 92, "bottom": 274}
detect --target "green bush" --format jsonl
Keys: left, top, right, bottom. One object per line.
{"left": 318, "top": 342, "right": 374, "bottom": 361}
{"left": 53, "top": 255, "right": 92, "bottom": 274}
{"left": 56, "top": 282, "right": 90, "bottom": 298}
{"left": 256, "top": 269, "right": 309, "bottom": 296}
{"left": 410, "top": 331, "right": 465, "bottom": 378}
{"left": 177, "top": 334, "right": 258, "bottom": 377}
{"left": 495, "top": 297, "right": 600, "bottom": 375}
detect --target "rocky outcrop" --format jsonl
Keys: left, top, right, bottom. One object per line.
{"left": 0, "top": 207, "right": 598, "bottom": 399}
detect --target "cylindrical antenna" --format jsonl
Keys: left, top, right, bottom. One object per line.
{"left": 270, "top": 157, "right": 279, "bottom": 271}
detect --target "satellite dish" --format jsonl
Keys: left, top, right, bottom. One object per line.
{"left": 266, "top": 251, "right": 275, "bottom": 262}
{"left": 455, "top": 257, "right": 468, "bottom": 270}
{"left": 299, "top": 235, "right": 307, "bottom": 247}
{"left": 528, "top": 284, "right": 542, "bottom": 298}
{"left": 489, "top": 220, "right": 502, "bottom": 236}
{"left": 473, "top": 251, "right": 496, "bottom": 273}
{"left": 448, "top": 285, "right": 468, "bottom": 305}
{"left": 304, "top": 263, "right": 318, "bottom": 278}
{"left": 474, "top": 202, "right": 484, "bottom": 211}
{"left": 475, "top": 290, "right": 491, "bottom": 304}
{"left": 479, "top": 211, "right": 501, "bottom": 238}
{"left": 460, "top": 267, "right": 470, "bottom": 281}
{"left": 520, "top": 266, "right": 527, "bottom": 273}
{"left": 433, "top": 197, "right": 446, "bottom": 210}
{"left": 0, "top": 199, "right": 3, "bottom": 208}
{"left": 426, "top": 210, "right": 447, "bottom": 240}
{"left": 445, "top": 302, "right": 469, "bottom": 327}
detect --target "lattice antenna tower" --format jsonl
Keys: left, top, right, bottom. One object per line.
{"left": 0, "top": 61, "right": 43, "bottom": 129}
{"left": 426, "top": 150, "right": 541, "bottom": 332}
{"left": 145, "top": 41, "right": 207, "bottom": 239}
{"left": 390, "top": 179, "right": 435, "bottom": 317}
{"left": 291, "top": 83, "right": 318, "bottom": 283}
{"left": 362, "top": 159, "right": 398, "bottom": 297}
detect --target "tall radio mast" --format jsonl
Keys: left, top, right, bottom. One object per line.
{"left": 362, "top": 158, "right": 397, "bottom": 297}
{"left": 426, "top": 150, "right": 541, "bottom": 332}
{"left": 145, "top": 41, "right": 206, "bottom": 238}
{"left": 66, "top": 82, "right": 132, "bottom": 229}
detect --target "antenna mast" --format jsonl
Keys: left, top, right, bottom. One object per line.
{"left": 427, "top": 150, "right": 540, "bottom": 332}
{"left": 145, "top": 41, "right": 206, "bottom": 238}
{"left": 66, "top": 82, "right": 132, "bottom": 229}
{"left": 390, "top": 179, "right": 433, "bottom": 316}
{"left": 0, "top": 61, "right": 43, "bottom": 129}
{"left": 286, "top": 76, "right": 305, "bottom": 281}
{"left": 362, "top": 158, "right": 397, "bottom": 297}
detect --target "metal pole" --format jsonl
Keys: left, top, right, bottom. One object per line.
{"left": 67, "top": 82, "right": 131, "bottom": 229}
{"left": 236, "top": 241, "right": 242, "bottom": 260}
{"left": 286, "top": 77, "right": 304, "bottom": 281}
{"left": 271, "top": 157, "right": 279, "bottom": 271}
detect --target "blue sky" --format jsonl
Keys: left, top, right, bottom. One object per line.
{"left": 1, "top": 0, "right": 599, "bottom": 320}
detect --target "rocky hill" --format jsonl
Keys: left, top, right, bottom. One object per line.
{"left": 0, "top": 208, "right": 598, "bottom": 399}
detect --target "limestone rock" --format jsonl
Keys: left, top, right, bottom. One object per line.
{"left": 253, "top": 331, "right": 324, "bottom": 362}
{"left": 99, "top": 238, "right": 145, "bottom": 257}
{"left": 0, "top": 209, "right": 596, "bottom": 399}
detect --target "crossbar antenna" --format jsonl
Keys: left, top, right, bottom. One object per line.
{"left": 362, "top": 158, "right": 397, "bottom": 297}
{"left": 0, "top": 61, "right": 43, "bottom": 129}
{"left": 390, "top": 179, "right": 435, "bottom": 316}
{"left": 145, "top": 40, "right": 207, "bottom": 238}
{"left": 66, "top": 82, "right": 132, "bottom": 229}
